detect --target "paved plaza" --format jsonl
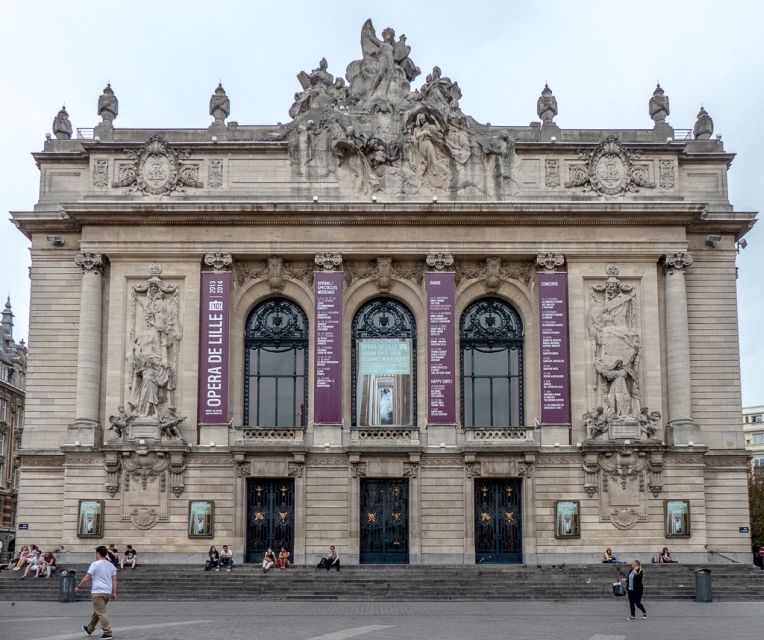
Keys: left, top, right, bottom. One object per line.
{"left": 1, "top": 599, "right": 763, "bottom": 640}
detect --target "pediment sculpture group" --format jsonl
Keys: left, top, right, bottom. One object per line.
{"left": 286, "top": 19, "right": 520, "bottom": 198}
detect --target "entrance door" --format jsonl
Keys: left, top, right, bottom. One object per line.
{"left": 360, "top": 478, "right": 409, "bottom": 564}
{"left": 475, "top": 478, "right": 522, "bottom": 563}
{"left": 245, "top": 478, "right": 294, "bottom": 563}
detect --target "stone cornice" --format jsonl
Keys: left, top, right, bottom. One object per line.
{"left": 11, "top": 202, "right": 756, "bottom": 241}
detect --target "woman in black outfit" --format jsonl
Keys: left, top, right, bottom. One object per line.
{"left": 205, "top": 545, "right": 220, "bottom": 571}
{"left": 624, "top": 559, "right": 647, "bottom": 619}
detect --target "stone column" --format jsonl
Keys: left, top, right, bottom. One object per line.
{"left": 662, "top": 252, "right": 700, "bottom": 445}
{"left": 69, "top": 252, "right": 105, "bottom": 445}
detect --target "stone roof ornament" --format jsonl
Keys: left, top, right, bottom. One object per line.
{"left": 649, "top": 83, "right": 670, "bottom": 124}
{"left": 693, "top": 105, "right": 714, "bottom": 139}
{"left": 97, "top": 83, "right": 119, "bottom": 123}
{"left": 209, "top": 83, "right": 230, "bottom": 124}
{"left": 536, "top": 84, "right": 558, "bottom": 125}
{"left": 52, "top": 105, "right": 72, "bottom": 140}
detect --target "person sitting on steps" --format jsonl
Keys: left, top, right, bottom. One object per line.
{"left": 204, "top": 546, "right": 220, "bottom": 571}
{"left": 219, "top": 545, "right": 234, "bottom": 572}
{"left": 262, "top": 547, "right": 276, "bottom": 573}
{"left": 602, "top": 547, "right": 618, "bottom": 563}
{"left": 278, "top": 546, "right": 290, "bottom": 570}
{"left": 317, "top": 545, "right": 341, "bottom": 572}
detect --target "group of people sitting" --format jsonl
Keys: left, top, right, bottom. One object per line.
{"left": 11, "top": 545, "right": 57, "bottom": 579}
{"left": 204, "top": 545, "right": 236, "bottom": 571}
{"left": 602, "top": 547, "right": 677, "bottom": 564}
{"left": 104, "top": 543, "right": 138, "bottom": 570}
{"left": 204, "top": 545, "right": 340, "bottom": 573}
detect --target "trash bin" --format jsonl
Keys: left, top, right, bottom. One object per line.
{"left": 694, "top": 568, "right": 712, "bottom": 602}
{"left": 58, "top": 570, "right": 77, "bottom": 603}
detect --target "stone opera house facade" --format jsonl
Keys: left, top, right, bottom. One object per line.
{"left": 12, "top": 20, "right": 756, "bottom": 564}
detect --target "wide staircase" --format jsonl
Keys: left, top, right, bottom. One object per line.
{"left": 2, "top": 563, "right": 763, "bottom": 602}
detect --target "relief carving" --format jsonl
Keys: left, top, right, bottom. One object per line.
{"left": 315, "top": 252, "right": 343, "bottom": 271}
{"left": 111, "top": 135, "right": 203, "bottom": 196}
{"left": 565, "top": 136, "right": 656, "bottom": 195}
{"left": 544, "top": 158, "right": 560, "bottom": 188}
{"left": 425, "top": 252, "right": 454, "bottom": 271}
{"left": 234, "top": 258, "right": 314, "bottom": 290}
{"left": 93, "top": 159, "right": 109, "bottom": 188}
{"left": 659, "top": 160, "right": 675, "bottom": 189}
{"left": 75, "top": 252, "right": 105, "bottom": 275}
{"left": 203, "top": 252, "right": 233, "bottom": 271}
{"left": 455, "top": 257, "right": 533, "bottom": 291}
{"left": 208, "top": 159, "right": 223, "bottom": 189}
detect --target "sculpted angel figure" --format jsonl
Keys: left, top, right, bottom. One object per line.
{"left": 108, "top": 405, "right": 133, "bottom": 438}
{"left": 347, "top": 19, "right": 419, "bottom": 102}
{"left": 594, "top": 357, "right": 639, "bottom": 418}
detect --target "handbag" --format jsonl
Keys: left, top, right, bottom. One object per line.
{"left": 612, "top": 580, "right": 626, "bottom": 596}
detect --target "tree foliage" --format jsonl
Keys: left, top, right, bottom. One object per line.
{"left": 749, "top": 469, "right": 764, "bottom": 551}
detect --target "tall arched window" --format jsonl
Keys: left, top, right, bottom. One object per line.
{"left": 352, "top": 298, "right": 416, "bottom": 427}
{"left": 244, "top": 299, "right": 308, "bottom": 427}
{"left": 460, "top": 298, "right": 523, "bottom": 427}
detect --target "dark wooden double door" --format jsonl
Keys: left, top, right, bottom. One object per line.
{"left": 360, "top": 478, "right": 409, "bottom": 564}
{"left": 245, "top": 478, "right": 294, "bottom": 563}
{"left": 475, "top": 478, "right": 523, "bottom": 563}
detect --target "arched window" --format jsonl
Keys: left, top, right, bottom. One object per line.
{"left": 460, "top": 298, "right": 523, "bottom": 427}
{"left": 244, "top": 299, "right": 308, "bottom": 427}
{"left": 352, "top": 298, "right": 416, "bottom": 427}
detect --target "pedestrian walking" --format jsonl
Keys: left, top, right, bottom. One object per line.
{"left": 624, "top": 559, "right": 647, "bottom": 620}
{"left": 75, "top": 545, "right": 117, "bottom": 638}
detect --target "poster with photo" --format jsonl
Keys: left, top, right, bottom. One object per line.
{"left": 665, "top": 500, "right": 690, "bottom": 536}
{"left": 554, "top": 501, "right": 580, "bottom": 538}
{"left": 356, "top": 338, "right": 413, "bottom": 426}
{"left": 188, "top": 501, "right": 215, "bottom": 538}
{"left": 77, "top": 500, "right": 104, "bottom": 538}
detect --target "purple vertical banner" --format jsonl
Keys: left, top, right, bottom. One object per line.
{"left": 314, "top": 272, "right": 343, "bottom": 424}
{"left": 426, "top": 272, "right": 456, "bottom": 424}
{"left": 538, "top": 271, "right": 570, "bottom": 424}
{"left": 199, "top": 271, "right": 231, "bottom": 424}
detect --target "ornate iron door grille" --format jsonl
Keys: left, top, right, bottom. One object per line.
{"left": 475, "top": 478, "right": 522, "bottom": 563}
{"left": 245, "top": 478, "right": 295, "bottom": 563}
{"left": 360, "top": 478, "right": 409, "bottom": 564}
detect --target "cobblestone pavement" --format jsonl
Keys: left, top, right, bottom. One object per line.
{"left": 1, "top": 600, "right": 763, "bottom": 640}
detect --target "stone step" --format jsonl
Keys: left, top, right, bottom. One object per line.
{"left": 2, "top": 564, "right": 762, "bottom": 602}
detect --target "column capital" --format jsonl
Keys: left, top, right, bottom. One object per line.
{"left": 536, "top": 252, "right": 565, "bottom": 272}
{"left": 425, "top": 252, "right": 454, "bottom": 272}
{"left": 314, "top": 252, "right": 343, "bottom": 271}
{"left": 203, "top": 252, "right": 233, "bottom": 271}
{"left": 662, "top": 252, "right": 693, "bottom": 273}
{"left": 74, "top": 252, "right": 105, "bottom": 274}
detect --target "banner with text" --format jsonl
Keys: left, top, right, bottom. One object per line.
{"left": 314, "top": 271, "right": 343, "bottom": 424}
{"left": 199, "top": 271, "right": 231, "bottom": 424}
{"left": 538, "top": 271, "right": 570, "bottom": 424}
{"left": 426, "top": 272, "right": 456, "bottom": 424}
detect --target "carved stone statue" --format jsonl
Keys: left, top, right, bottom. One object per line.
{"left": 209, "top": 83, "right": 230, "bottom": 123}
{"left": 409, "top": 111, "right": 450, "bottom": 189}
{"left": 158, "top": 406, "right": 187, "bottom": 443}
{"left": 127, "top": 265, "right": 182, "bottom": 419}
{"left": 289, "top": 58, "right": 340, "bottom": 119}
{"left": 693, "top": 105, "right": 714, "bottom": 139}
{"left": 638, "top": 408, "right": 661, "bottom": 440}
{"left": 52, "top": 105, "right": 72, "bottom": 140}
{"left": 346, "top": 19, "right": 420, "bottom": 104}
{"left": 583, "top": 406, "right": 609, "bottom": 440}
{"left": 108, "top": 405, "right": 134, "bottom": 439}
{"left": 588, "top": 266, "right": 641, "bottom": 421}
{"left": 98, "top": 83, "right": 119, "bottom": 123}
{"left": 420, "top": 66, "right": 462, "bottom": 112}
{"left": 649, "top": 84, "right": 670, "bottom": 124}
{"left": 536, "top": 84, "right": 558, "bottom": 124}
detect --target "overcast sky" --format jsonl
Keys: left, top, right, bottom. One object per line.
{"left": 1, "top": 0, "right": 762, "bottom": 405}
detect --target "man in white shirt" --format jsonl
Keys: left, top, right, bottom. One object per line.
{"left": 75, "top": 545, "right": 117, "bottom": 639}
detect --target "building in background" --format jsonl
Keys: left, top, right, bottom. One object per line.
{"left": 10, "top": 20, "right": 757, "bottom": 565}
{"left": 744, "top": 406, "right": 764, "bottom": 470}
{"left": 0, "top": 298, "right": 26, "bottom": 560}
